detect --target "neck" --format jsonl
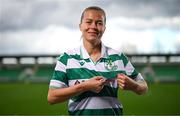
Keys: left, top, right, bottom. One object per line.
{"left": 83, "top": 39, "right": 101, "bottom": 55}
{"left": 83, "top": 39, "right": 102, "bottom": 62}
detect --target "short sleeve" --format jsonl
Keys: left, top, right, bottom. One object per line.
{"left": 49, "top": 53, "right": 69, "bottom": 89}
{"left": 120, "top": 53, "right": 144, "bottom": 81}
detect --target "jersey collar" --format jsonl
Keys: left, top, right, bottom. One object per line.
{"left": 80, "top": 41, "right": 108, "bottom": 59}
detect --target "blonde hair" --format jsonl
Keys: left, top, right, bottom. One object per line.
{"left": 80, "top": 6, "right": 106, "bottom": 24}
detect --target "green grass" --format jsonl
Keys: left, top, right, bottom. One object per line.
{"left": 119, "top": 83, "right": 180, "bottom": 115}
{"left": 0, "top": 83, "right": 180, "bottom": 115}
{"left": 0, "top": 83, "right": 68, "bottom": 115}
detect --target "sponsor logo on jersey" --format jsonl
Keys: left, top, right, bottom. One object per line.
{"left": 74, "top": 80, "right": 80, "bottom": 85}
{"left": 79, "top": 60, "right": 85, "bottom": 66}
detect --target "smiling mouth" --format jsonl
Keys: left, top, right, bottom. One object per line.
{"left": 88, "top": 32, "right": 98, "bottom": 36}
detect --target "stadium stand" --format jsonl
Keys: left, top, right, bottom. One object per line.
{"left": 0, "top": 54, "right": 180, "bottom": 83}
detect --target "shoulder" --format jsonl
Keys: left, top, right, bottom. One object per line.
{"left": 65, "top": 47, "right": 80, "bottom": 56}
{"left": 57, "top": 47, "right": 80, "bottom": 63}
{"left": 105, "top": 46, "right": 129, "bottom": 63}
{"left": 106, "top": 46, "right": 124, "bottom": 57}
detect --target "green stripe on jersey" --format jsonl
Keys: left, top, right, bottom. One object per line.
{"left": 71, "top": 86, "right": 118, "bottom": 102}
{"left": 129, "top": 69, "right": 138, "bottom": 79}
{"left": 119, "top": 53, "right": 129, "bottom": 67}
{"left": 66, "top": 68, "right": 126, "bottom": 80}
{"left": 52, "top": 71, "right": 68, "bottom": 85}
{"left": 57, "top": 53, "right": 69, "bottom": 65}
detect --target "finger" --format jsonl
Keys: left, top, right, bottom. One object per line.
{"left": 100, "top": 85, "right": 104, "bottom": 89}
{"left": 117, "top": 76, "right": 125, "bottom": 82}
{"left": 95, "top": 76, "right": 104, "bottom": 80}
{"left": 119, "top": 83, "right": 125, "bottom": 89}
{"left": 117, "top": 74, "right": 125, "bottom": 79}
{"left": 94, "top": 86, "right": 104, "bottom": 93}
{"left": 117, "top": 79, "right": 125, "bottom": 84}
{"left": 100, "top": 78, "right": 106, "bottom": 83}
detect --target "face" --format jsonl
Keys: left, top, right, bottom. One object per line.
{"left": 79, "top": 10, "right": 106, "bottom": 43}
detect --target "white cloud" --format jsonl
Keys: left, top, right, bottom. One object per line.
{"left": 174, "top": 34, "right": 180, "bottom": 53}
{"left": 108, "top": 17, "right": 180, "bottom": 30}
{"left": 0, "top": 25, "right": 81, "bottom": 54}
{"left": 103, "top": 24, "right": 155, "bottom": 53}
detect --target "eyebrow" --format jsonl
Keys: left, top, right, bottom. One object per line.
{"left": 84, "top": 19, "right": 103, "bottom": 22}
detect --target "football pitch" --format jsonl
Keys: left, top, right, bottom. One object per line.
{"left": 0, "top": 83, "right": 180, "bottom": 115}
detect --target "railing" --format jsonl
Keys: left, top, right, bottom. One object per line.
{"left": 127, "top": 53, "right": 180, "bottom": 64}
{"left": 0, "top": 53, "right": 180, "bottom": 65}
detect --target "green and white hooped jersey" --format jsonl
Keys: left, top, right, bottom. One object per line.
{"left": 49, "top": 43, "right": 144, "bottom": 115}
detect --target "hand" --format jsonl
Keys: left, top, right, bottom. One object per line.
{"left": 117, "top": 73, "right": 137, "bottom": 91}
{"left": 83, "top": 76, "right": 106, "bottom": 93}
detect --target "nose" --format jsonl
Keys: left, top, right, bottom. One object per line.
{"left": 90, "top": 22, "right": 97, "bottom": 29}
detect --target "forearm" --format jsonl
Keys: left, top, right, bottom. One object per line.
{"left": 48, "top": 83, "right": 86, "bottom": 104}
{"left": 48, "top": 76, "right": 105, "bottom": 104}
{"left": 133, "top": 81, "right": 148, "bottom": 95}
{"left": 117, "top": 74, "right": 148, "bottom": 95}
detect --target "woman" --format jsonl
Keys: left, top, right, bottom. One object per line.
{"left": 47, "top": 6, "right": 148, "bottom": 115}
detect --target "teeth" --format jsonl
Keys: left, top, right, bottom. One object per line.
{"left": 89, "top": 32, "right": 96, "bottom": 33}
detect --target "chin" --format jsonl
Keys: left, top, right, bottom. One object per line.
{"left": 88, "top": 37, "right": 99, "bottom": 42}
{"left": 90, "top": 34, "right": 100, "bottom": 39}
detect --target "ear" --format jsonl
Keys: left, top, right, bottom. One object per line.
{"left": 104, "top": 26, "right": 106, "bottom": 32}
{"left": 103, "top": 26, "right": 106, "bottom": 33}
{"left": 79, "top": 23, "right": 82, "bottom": 31}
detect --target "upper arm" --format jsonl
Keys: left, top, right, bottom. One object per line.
{"left": 49, "top": 53, "right": 69, "bottom": 89}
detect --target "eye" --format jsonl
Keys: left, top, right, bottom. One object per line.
{"left": 97, "top": 21, "right": 103, "bottom": 25}
{"left": 98, "top": 22, "right": 103, "bottom": 25}
{"left": 86, "top": 21, "right": 91, "bottom": 24}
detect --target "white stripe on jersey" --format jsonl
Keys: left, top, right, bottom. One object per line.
{"left": 68, "top": 79, "right": 89, "bottom": 86}
{"left": 68, "top": 96, "right": 122, "bottom": 112}
{"left": 135, "top": 73, "right": 145, "bottom": 82}
{"left": 55, "top": 60, "right": 66, "bottom": 72}
{"left": 124, "top": 61, "right": 135, "bottom": 75}
{"left": 68, "top": 79, "right": 118, "bottom": 88}
{"left": 49, "top": 80, "right": 67, "bottom": 88}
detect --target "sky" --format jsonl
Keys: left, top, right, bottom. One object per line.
{"left": 0, "top": 0, "right": 180, "bottom": 55}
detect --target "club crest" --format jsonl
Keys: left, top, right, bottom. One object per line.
{"left": 104, "top": 59, "right": 118, "bottom": 71}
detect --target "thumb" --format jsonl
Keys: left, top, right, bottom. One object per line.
{"left": 95, "top": 76, "right": 104, "bottom": 80}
